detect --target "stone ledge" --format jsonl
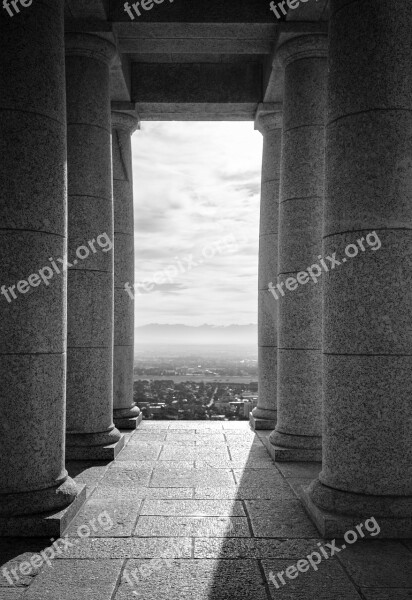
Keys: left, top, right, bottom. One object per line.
{"left": 249, "top": 414, "right": 277, "bottom": 430}
{"left": 115, "top": 412, "right": 143, "bottom": 431}
{"left": 0, "top": 485, "right": 87, "bottom": 538}
{"left": 66, "top": 435, "right": 126, "bottom": 461}
{"left": 261, "top": 437, "right": 322, "bottom": 462}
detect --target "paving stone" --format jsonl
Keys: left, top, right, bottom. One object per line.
{"left": 262, "top": 558, "right": 361, "bottom": 599}
{"left": 134, "top": 516, "right": 250, "bottom": 537}
{"left": 116, "top": 442, "right": 162, "bottom": 459}
{"left": 196, "top": 460, "right": 274, "bottom": 470}
{"left": 54, "top": 537, "right": 191, "bottom": 559}
{"left": 91, "top": 487, "right": 148, "bottom": 502}
{"left": 250, "top": 502, "right": 319, "bottom": 538}
{"left": 159, "top": 448, "right": 229, "bottom": 460}
{"left": 230, "top": 446, "right": 274, "bottom": 457}
{"left": 165, "top": 429, "right": 197, "bottom": 434}
{"left": 141, "top": 500, "right": 245, "bottom": 517}
{"left": 166, "top": 433, "right": 226, "bottom": 442}
{"left": 98, "top": 465, "right": 153, "bottom": 486}
{"left": 0, "top": 546, "right": 45, "bottom": 588}
{"left": 22, "top": 559, "right": 123, "bottom": 599}
{"left": 139, "top": 422, "right": 169, "bottom": 429}
{"left": 115, "top": 559, "right": 268, "bottom": 600}
{"left": 226, "top": 441, "right": 265, "bottom": 450}
{"left": 336, "top": 541, "right": 412, "bottom": 588}
{"left": 286, "top": 478, "right": 315, "bottom": 497}
{"left": 150, "top": 468, "right": 235, "bottom": 488}
{"left": 194, "top": 538, "right": 325, "bottom": 559}
{"left": 274, "top": 462, "right": 322, "bottom": 479}
{"left": 65, "top": 497, "right": 142, "bottom": 537}
{"left": 194, "top": 483, "right": 295, "bottom": 500}
{"left": 147, "top": 461, "right": 195, "bottom": 470}
{"left": 0, "top": 590, "right": 25, "bottom": 599}
{"left": 233, "top": 469, "right": 286, "bottom": 486}
{"left": 360, "top": 590, "right": 412, "bottom": 599}
{"left": 168, "top": 422, "right": 201, "bottom": 428}
{"left": 92, "top": 487, "right": 193, "bottom": 501}
{"left": 132, "top": 433, "right": 167, "bottom": 441}
{"left": 66, "top": 462, "right": 110, "bottom": 495}
{"left": 162, "top": 439, "right": 197, "bottom": 446}
{"left": 193, "top": 487, "right": 240, "bottom": 499}
{"left": 0, "top": 591, "right": 26, "bottom": 600}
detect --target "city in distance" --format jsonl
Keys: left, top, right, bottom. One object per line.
{"left": 134, "top": 324, "right": 258, "bottom": 421}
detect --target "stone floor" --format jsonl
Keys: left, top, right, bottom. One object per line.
{"left": 1, "top": 421, "right": 411, "bottom": 599}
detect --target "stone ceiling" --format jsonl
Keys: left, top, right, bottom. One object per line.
{"left": 65, "top": 0, "right": 329, "bottom": 120}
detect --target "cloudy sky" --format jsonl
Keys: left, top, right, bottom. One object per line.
{"left": 131, "top": 122, "right": 262, "bottom": 327}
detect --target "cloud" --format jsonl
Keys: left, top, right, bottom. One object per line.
{"left": 131, "top": 122, "right": 262, "bottom": 326}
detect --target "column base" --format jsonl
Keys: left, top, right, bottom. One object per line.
{"left": 249, "top": 414, "right": 277, "bottom": 430}
{"left": 267, "top": 430, "right": 322, "bottom": 462}
{"left": 115, "top": 412, "right": 143, "bottom": 430}
{"left": 0, "top": 485, "right": 87, "bottom": 537}
{"left": 66, "top": 427, "right": 125, "bottom": 460}
{"left": 113, "top": 404, "right": 142, "bottom": 430}
{"left": 299, "top": 481, "right": 412, "bottom": 539}
{"left": 250, "top": 407, "right": 277, "bottom": 430}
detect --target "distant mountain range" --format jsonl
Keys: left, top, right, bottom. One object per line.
{"left": 136, "top": 324, "right": 257, "bottom": 345}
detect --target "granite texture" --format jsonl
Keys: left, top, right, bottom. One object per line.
{"left": 112, "top": 112, "right": 140, "bottom": 425}
{"left": 253, "top": 106, "right": 282, "bottom": 426}
{"left": 306, "top": 0, "right": 412, "bottom": 536}
{"left": 1, "top": 422, "right": 409, "bottom": 596}
{"left": 271, "top": 35, "right": 327, "bottom": 461}
{"left": 0, "top": 0, "right": 82, "bottom": 522}
{"left": 65, "top": 34, "right": 121, "bottom": 456}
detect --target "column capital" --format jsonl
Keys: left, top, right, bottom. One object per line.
{"left": 275, "top": 34, "right": 328, "bottom": 69}
{"left": 254, "top": 103, "right": 283, "bottom": 135}
{"left": 111, "top": 111, "right": 140, "bottom": 133}
{"left": 65, "top": 33, "right": 116, "bottom": 66}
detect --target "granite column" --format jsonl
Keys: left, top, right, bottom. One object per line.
{"left": 65, "top": 34, "right": 124, "bottom": 460}
{"left": 268, "top": 35, "right": 328, "bottom": 461}
{"left": 251, "top": 104, "right": 282, "bottom": 430}
{"left": 111, "top": 111, "right": 141, "bottom": 429}
{"left": 303, "top": 0, "right": 412, "bottom": 537}
{"left": 0, "top": 0, "right": 84, "bottom": 534}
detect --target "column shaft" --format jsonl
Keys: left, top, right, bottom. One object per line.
{"left": 65, "top": 34, "right": 123, "bottom": 460}
{"left": 112, "top": 112, "right": 141, "bottom": 429}
{"left": 0, "top": 0, "right": 80, "bottom": 520}
{"left": 269, "top": 35, "right": 328, "bottom": 461}
{"left": 251, "top": 105, "right": 282, "bottom": 430}
{"left": 304, "top": 0, "right": 412, "bottom": 538}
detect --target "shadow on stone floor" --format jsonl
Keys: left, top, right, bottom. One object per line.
{"left": 0, "top": 421, "right": 411, "bottom": 600}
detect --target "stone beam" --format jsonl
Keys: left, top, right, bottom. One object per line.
{"left": 135, "top": 102, "right": 258, "bottom": 121}
{"left": 131, "top": 63, "right": 262, "bottom": 104}
{"left": 109, "top": 0, "right": 278, "bottom": 23}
